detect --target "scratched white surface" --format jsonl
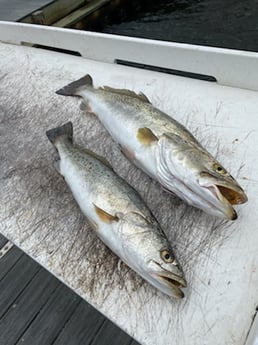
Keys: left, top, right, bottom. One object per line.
{"left": 0, "top": 42, "right": 258, "bottom": 345}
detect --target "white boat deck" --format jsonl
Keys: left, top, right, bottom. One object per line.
{"left": 0, "top": 22, "right": 258, "bottom": 345}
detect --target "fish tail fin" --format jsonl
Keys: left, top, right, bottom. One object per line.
{"left": 56, "top": 74, "right": 93, "bottom": 96}
{"left": 46, "top": 121, "right": 73, "bottom": 146}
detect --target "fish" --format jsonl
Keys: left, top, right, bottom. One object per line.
{"left": 46, "top": 122, "right": 187, "bottom": 298}
{"left": 56, "top": 75, "right": 248, "bottom": 220}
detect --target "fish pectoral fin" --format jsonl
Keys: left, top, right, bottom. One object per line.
{"left": 93, "top": 204, "right": 119, "bottom": 223}
{"left": 137, "top": 127, "right": 159, "bottom": 146}
{"left": 99, "top": 86, "right": 151, "bottom": 103}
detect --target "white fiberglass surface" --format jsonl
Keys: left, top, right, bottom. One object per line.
{"left": 0, "top": 42, "right": 257, "bottom": 345}
{"left": 1, "top": 22, "right": 258, "bottom": 91}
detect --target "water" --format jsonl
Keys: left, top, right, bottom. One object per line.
{"left": 99, "top": 0, "right": 258, "bottom": 52}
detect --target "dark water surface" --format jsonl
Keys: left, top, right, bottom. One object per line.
{"left": 99, "top": 0, "right": 258, "bottom": 52}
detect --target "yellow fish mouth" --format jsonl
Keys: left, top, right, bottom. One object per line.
{"left": 199, "top": 172, "right": 248, "bottom": 219}
{"left": 204, "top": 183, "right": 248, "bottom": 220}
{"left": 216, "top": 185, "right": 248, "bottom": 205}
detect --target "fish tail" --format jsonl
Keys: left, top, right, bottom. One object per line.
{"left": 56, "top": 74, "right": 93, "bottom": 96}
{"left": 46, "top": 121, "right": 73, "bottom": 146}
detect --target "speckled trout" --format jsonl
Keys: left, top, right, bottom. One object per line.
{"left": 56, "top": 75, "right": 247, "bottom": 220}
{"left": 46, "top": 122, "right": 186, "bottom": 298}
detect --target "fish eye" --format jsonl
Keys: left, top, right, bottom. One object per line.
{"left": 160, "top": 249, "right": 174, "bottom": 263}
{"left": 213, "top": 163, "right": 226, "bottom": 175}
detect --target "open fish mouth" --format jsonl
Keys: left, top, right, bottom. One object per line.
{"left": 204, "top": 183, "right": 248, "bottom": 220}
{"left": 157, "top": 273, "right": 187, "bottom": 299}
{"left": 198, "top": 170, "right": 248, "bottom": 219}
{"left": 215, "top": 185, "right": 247, "bottom": 205}
{"left": 207, "top": 183, "right": 247, "bottom": 206}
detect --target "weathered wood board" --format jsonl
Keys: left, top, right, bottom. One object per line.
{"left": 0, "top": 41, "right": 258, "bottom": 345}
{"left": 0, "top": 0, "right": 52, "bottom": 21}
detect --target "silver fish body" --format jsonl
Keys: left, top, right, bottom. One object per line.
{"left": 56, "top": 75, "right": 248, "bottom": 220}
{"left": 46, "top": 122, "right": 186, "bottom": 298}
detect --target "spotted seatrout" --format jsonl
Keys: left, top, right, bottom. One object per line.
{"left": 46, "top": 122, "right": 186, "bottom": 298}
{"left": 56, "top": 75, "right": 247, "bottom": 220}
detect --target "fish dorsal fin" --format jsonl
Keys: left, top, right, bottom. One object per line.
{"left": 99, "top": 86, "right": 151, "bottom": 103}
{"left": 74, "top": 144, "right": 113, "bottom": 170}
{"left": 138, "top": 92, "right": 151, "bottom": 103}
{"left": 137, "top": 127, "right": 158, "bottom": 146}
{"left": 93, "top": 204, "right": 119, "bottom": 223}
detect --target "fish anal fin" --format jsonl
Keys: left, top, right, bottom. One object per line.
{"left": 120, "top": 145, "right": 135, "bottom": 161}
{"left": 137, "top": 127, "right": 158, "bottom": 146}
{"left": 87, "top": 217, "right": 98, "bottom": 231}
{"left": 80, "top": 100, "right": 88, "bottom": 111}
{"left": 99, "top": 86, "right": 151, "bottom": 103}
{"left": 80, "top": 100, "right": 95, "bottom": 115}
{"left": 53, "top": 160, "right": 61, "bottom": 174}
{"left": 93, "top": 204, "right": 119, "bottom": 223}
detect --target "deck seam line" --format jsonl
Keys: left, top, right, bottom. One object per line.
{"left": 0, "top": 265, "right": 41, "bottom": 321}
{"left": 88, "top": 319, "right": 107, "bottom": 345}
{"left": 13, "top": 279, "right": 62, "bottom": 345}
{"left": 49, "top": 297, "right": 82, "bottom": 345}
{"left": 0, "top": 249, "right": 24, "bottom": 283}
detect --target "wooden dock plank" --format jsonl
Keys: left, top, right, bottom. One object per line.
{"left": 0, "top": 234, "right": 7, "bottom": 248}
{"left": 20, "top": 0, "right": 86, "bottom": 25}
{"left": 0, "top": 246, "right": 23, "bottom": 281}
{"left": 0, "top": 253, "right": 40, "bottom": 319}
{"left": 0, "top": 0, "right": 52, "bottom": 21}
{"left": 53, "top": 0, "right": 111, "bottom": 27}
{"left": 0, "top": 268, "right": 59, "bottom": 345}
{"left": 15, "top": 283, "right": 80, "bottom": 345}
{"left": 0, "top": 245, "right": 134, "bottom": 345}
{"left": 53, "top": 300, "right": 105, "bottom": 345}
{"left": 91, "top": 319, "right": 133, "bottom": 345}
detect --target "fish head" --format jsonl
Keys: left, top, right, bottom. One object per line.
{"left": 157, "top": 133, "right": 247, "bottom": 220}
{"left": 120, "top": 212, "right": 186, "bottom": 298}
{"left": 198, "top": 158, "right": 247, "bottom": 217}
